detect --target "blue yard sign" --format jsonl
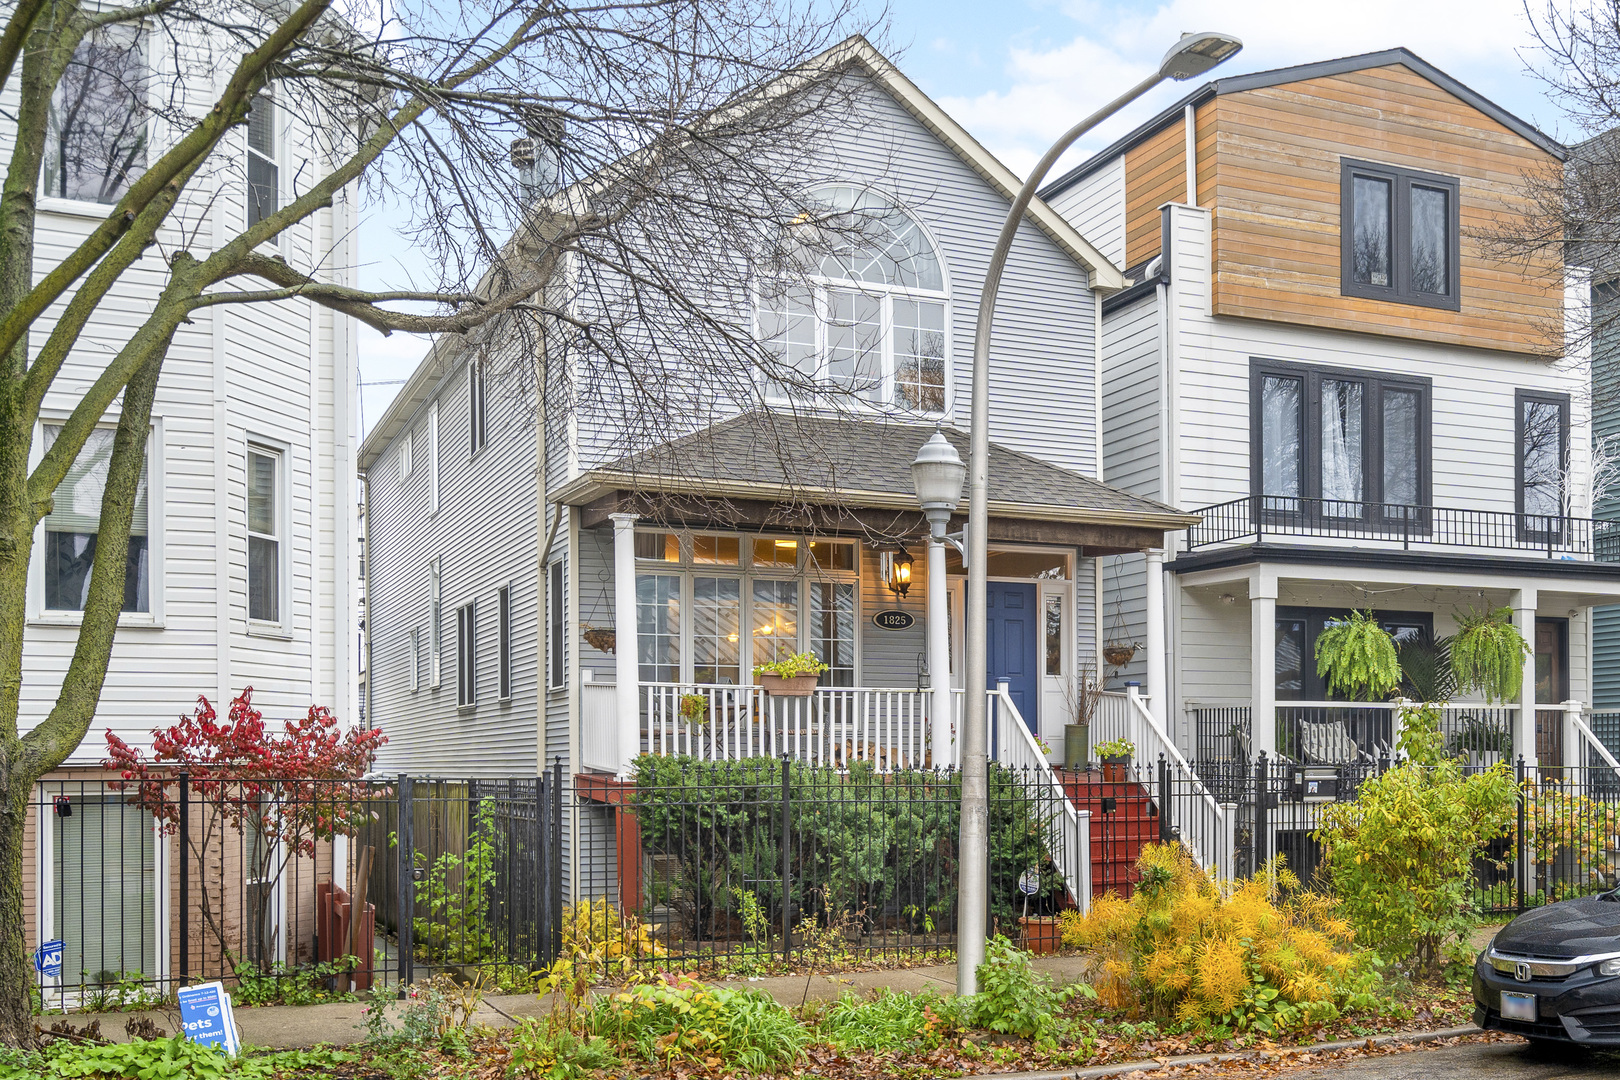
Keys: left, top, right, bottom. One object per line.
{"left": 177, "top": 982, "right": 240, "bottom": 1056}
{"left": 33, "top": 940, "right": 61, "bottom": 980}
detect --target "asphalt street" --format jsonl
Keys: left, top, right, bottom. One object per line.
{"left": 1285, "top": 1040, "right": 1620, "bottom": 1077}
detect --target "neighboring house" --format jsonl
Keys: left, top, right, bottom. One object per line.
{"left": 1042, "top": 49, "right": 1620, "bottom": 789}
{"left": 358, "top": 37, "right": 1193, "bottom": 846}
{"left": 16, "top": 28, "right": 360, "bottom": 993}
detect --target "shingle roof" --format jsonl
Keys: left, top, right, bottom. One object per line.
{"left": 560, "top": 412, "right": 1195, "bottom": 526}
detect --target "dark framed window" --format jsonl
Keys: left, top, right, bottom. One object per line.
{"left": 1276, "top": 608, "right": 1432, "bottom": 700}
{"left": 1251, "top": 359, "right": 1431, "bottom": 526}
{"left": 1340, "top": 158, "right": 1460, "bottom": 311}
{"left": 456, "top": 602, "right": 476, "bottom": 707}
{"left": 497, "top": 585, "right": 512, "bottom": 700}
{"left": 1517, "top": 389, "right": 1570, "bottom": 539}
{"left": 469, "top": 360, "right": 486, "bottom": 454}
{"left": 548, "top": 559, "right": 565, "bottom": 689}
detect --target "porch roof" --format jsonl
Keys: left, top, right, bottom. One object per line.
{"left": 555, "top": 413, "right": 1198, "bottom": 541}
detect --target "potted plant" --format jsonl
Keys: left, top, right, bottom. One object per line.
{"left": 1313, "top": 610, "right": 1400, "bottom": 700}
{"left": 679, "top": 693, "right": 710, "bottom": 727}
{"left": 753, "top": 652, "right": 829, "bottom": 696}
{"left": 1062, "top": 657, "right": 1103, "bottom": 770}
{"left": 1452, "top": 606, "right": 1532, "bottom": 703}
{"left": 1095, "top": 738, "right": 1135, "bottom": 783}
{"left": 1018, "top": 913, "right": 1061, "bottom": 955}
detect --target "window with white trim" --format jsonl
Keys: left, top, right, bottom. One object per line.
{"left": 42, "top": 425, "right": 150, "bottom": 613}
{"left": 469, "top": 360, "right": 486, "bottom": 454}
{"left": 429, "top": 557, "right": 443, "bottom": 688}
{"left": 759, "top": 186, "right": 947, "bottom": 412}
{"left": 43, "top": 24, "right": 147, "bottom": 204}
{"left": 245, "top": 90, "right": 278, "bottom": 227}
{"left": 456, "top": 602, "right": 476, "bottom": 707}
{"left": 247, "top": 447, "right": 281, "bottom": 623}
{"left": 409, "top": 627, "right": 422, "bottom": 692}
{"left": 428, "top": 402, "right": 440, "bottom": 512}
{"left": 497, "top": 585, "right": 512, "bottom": 700}
{"left": 548, "top": 560, "right": 565, "bottom": 689}
{"left": 400, "top": 430, "right": 413, "bottom": 479}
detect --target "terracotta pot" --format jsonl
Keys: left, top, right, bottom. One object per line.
{"left": 1019, "top": 915, "right": 1061, "bottom": 956}
{"left": 759, "top": 673, "right": 820, "bottom": 697}
{"left": 1101, "top": 755, "right": 1131, "bottom": 784}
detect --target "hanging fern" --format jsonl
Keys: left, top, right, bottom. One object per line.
{"left": 1315, "top": 610, "right": 1401, "bottom": 701}
{"left": 1451, "top": 607, "right": 1530, "bottom": 703}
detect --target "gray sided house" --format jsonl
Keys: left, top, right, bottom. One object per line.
{"left": 358, "top": 38, "right": 1192, "bottom": 833}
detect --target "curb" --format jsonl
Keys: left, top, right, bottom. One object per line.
{"left": 956, "top": 1025, "right": 1487, "bottom": 1080}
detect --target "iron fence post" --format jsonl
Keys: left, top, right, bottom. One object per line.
{"left": 1516, "top": 756, "right": 1528, "bottom": 913}
{"left": 1253, "top": 752, "right": 1269, "bottom": 873}
{"left": 178, "top": 772, "right": 189, "bottom": 986}
{"left": 397, "top": 774, "right": 414, "bottom": 994}
{"left": 1157, "top": 755, "right": 1171, "bottom": 844}
{"left": 536, "top": 771, "right": 550, "bottom": 967}
{"left": 780, "top": 754, "right": 792, "bottom": 965}
{"left": 550, "top": 757, "right": 563, "bottom": 963}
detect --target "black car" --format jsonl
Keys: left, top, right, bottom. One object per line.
{"left": 1474, "top": 890, "right": 1620, "bottom": 1046}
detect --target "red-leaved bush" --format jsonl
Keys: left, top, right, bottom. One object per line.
{"left": 102, "top": 688, "right": 386, "bottom": 973}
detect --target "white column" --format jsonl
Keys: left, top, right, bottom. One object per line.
{"left": 611, "top": 513, "right": 640, "bottom": 776}
{"left": 1251, "top": 581, "right": 1277, "bottom": 762}
{"left": 1513, "top": 592, "right": 1538, "bottom": 768}
{"left": 1563, "top": 699, "right": 1582, "bottom": 772}
{"left": 927, "top": 535, "right": 952, "bottom": 768}
{"left": 1144, "top": 548, "right": 1167, "bottom": 732}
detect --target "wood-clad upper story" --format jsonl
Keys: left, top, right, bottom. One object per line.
{"left": 1054, "top": 51, "right": 1566, "bottom": 357}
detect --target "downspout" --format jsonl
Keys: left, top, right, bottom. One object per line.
{"left": 361, "top": 473, "right": 375, "bottom": 733}
{"left": 535, "top": 378, "right": 549, "bottom": 771}
{"left": 1094, "top": 273, "right": 1107, "bottom": 668}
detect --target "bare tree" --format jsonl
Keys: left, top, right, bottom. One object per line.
{"left": 0, "top": 0, "right": 889, "bottom": 1043}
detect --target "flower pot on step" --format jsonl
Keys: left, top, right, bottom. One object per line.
{"left": 758, "top": 673, "right": 819, "bottom": 696}
{"left": 1101, "top": 754, "right": 1131, "bottom": 784}
{"left": 1018, "top": 915, "right": 1060, "bottom": 955}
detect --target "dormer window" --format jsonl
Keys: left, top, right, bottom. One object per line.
{"left": 758, "top": 186, "right": 948, "bottom": 412}
{"left": 1340, "top": 159, "right": 1460, "bottom": 311}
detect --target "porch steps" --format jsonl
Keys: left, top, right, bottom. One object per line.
{"left": 1057, "top": 770, "right": 1158, "bottom": 900}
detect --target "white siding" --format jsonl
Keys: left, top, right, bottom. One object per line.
{"left": 1045, "top": 157, "right": 1126, "bottom": 270}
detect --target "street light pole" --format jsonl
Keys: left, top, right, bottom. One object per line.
{"left": 956, "top": 32, "right": 1242, "bottom": 997}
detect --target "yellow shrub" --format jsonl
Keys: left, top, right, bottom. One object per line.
{"left": 557, "top": 898, "right": 667, "bottom": 975}
{"left": 1063, "top": 845, "right": 1377, "bottom": 1032}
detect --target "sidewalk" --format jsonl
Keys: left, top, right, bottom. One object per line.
{"left": 80, "top": 955, "right": 1097, "bottom": 1048}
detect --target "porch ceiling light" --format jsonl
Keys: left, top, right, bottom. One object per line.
{"left": 1158, "top": 32, "right": 1244, "bottom": 81}
{"left": 911, "top": 430, "right": 967, "bottom": 531}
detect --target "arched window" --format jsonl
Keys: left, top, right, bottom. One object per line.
{"left": 758, "top": 186, "right": 948, "bottom": 412}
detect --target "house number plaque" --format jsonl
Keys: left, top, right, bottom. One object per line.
{"left": 871, "top": 609, "right": 915, "bottom": 631}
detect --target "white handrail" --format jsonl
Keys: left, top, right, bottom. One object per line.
{"left": 992, "top": 688, "right": 1092, "bottom": 910}
{"left": 1574, "top": 712, "right": 1620, "bottom": 781}
{"left": 1125, "top": 686, "right": 1228, "bottom": 875}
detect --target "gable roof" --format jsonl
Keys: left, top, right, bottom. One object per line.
{"left": 357, "top": 37, "right": 1125, "bottom": 474}
{"left": 1041, "top": 47, "right": 1565, "bottom": 202}
{"left": 553, "top": 412, "right": 1199, "bottom": 529}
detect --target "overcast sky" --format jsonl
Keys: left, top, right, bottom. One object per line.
{"left": 353, "top": 0, "right": 1569, "bottom": 436}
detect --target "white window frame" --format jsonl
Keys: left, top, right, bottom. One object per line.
{"left": 456, "top": 601, "right": 476, "bottom": 709}
{"left": 37, "top": 23, "right": 150, "bottom": 215}
{"left": 497, "top": 583, "right": 512, "bottom": 700}
{"left": 409, "top": 626, "right": 422, "bottom": 692}
{"left": 428, "top": 402, "right": 440, "bottom": 513}
{"left": 629, "top": 530, "right": 861, "bottom": 685}
{"left": 469, "top": 359, "right": 487, "bottom": 455}
{"left": 548, "top": 559, "right": 565, "bottom": 690}
{"left": 245, "top": 87, "right": 281, "bottom": 233}
{"left": 400, "top": 429, "right": 414, "bottom": 479}
{"left": 28, "top": 416, "right": 165, "bottom": 628}
{"left": 245, "top": 441, "right": 289, "bottom": 633}
{"left": 756, "top": 186, "right": 951, "bottom": 415}
{"left": 429, "top": 557, "right": 443, "bottom": 688}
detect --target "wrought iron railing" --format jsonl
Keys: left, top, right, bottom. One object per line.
{"left": 1185, "top": 495, "right": 1620, "bottom": 560}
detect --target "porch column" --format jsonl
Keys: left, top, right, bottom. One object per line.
{"left": 1512, "top": 591, "right": 1537, "bottom": 768}
{"left": 1251, "top": 579, "right": 1277, "bottom": 760}
{"left": 1144, "top": 548, "right": 1167, "bottom": 732}
{"left": 927, "top": 534, "right": 952, "bottom": 767}
{"left": 611, "top": 512, "right": 640, "bottom": 776}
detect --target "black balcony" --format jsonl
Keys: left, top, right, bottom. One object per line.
{"left": 1185, "top": 496, "right": 1620, "bottom": 561}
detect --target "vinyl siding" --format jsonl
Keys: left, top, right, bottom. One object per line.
{"left": 1045, "top": 156, "right": 1126, "bottom": 272}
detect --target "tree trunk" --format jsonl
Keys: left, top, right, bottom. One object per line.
{"left": 0, "top": 778, "right": 34, "bottom": 1046}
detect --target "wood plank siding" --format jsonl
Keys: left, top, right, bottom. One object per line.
{"left": 1116, "top": 64, "right": 1562, "bottom": 355}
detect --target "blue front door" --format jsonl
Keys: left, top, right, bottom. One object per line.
{"left": 986, "top": 581, "right": 1039, "bottom": 735}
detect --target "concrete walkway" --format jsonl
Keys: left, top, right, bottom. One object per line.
{"left": 69, "top": 955, "right": 1097, "bottom": 1048}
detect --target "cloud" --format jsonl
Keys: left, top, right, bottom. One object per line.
{"left": 937, "top": 0, "right": 1547, "bottom": 177}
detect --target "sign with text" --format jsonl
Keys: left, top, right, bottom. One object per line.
{"left": 177, "top": 981, "right": 240, "bottom": 1056}
{"left": 33, "top": 940, "right": 61, "bottom": 980}
{"left": 871, "top": 609, "right": 915, "bottom": 631}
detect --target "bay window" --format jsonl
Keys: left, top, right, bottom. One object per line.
{"left": 1251, "top": 360, "right": 1430, "bottom": 527}
{"left": 759, "top": 185, "right": 947, "bottom": 412}
{"left": 628, "top": 532, "right": 858, "bottom": 685}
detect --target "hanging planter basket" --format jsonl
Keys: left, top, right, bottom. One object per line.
{"left": 1103, "top": 643, "right": 1138, "bottom": 668}
{"left": 582, "top": 626, "right": 617, "bottom": 654}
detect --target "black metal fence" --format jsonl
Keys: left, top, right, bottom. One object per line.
{"left": 33, "top": 759, "right": 1084, "bottom": 1005}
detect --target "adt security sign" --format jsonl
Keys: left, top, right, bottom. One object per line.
{"left": 177, "top": 982, "right": 240, "bottom": 1056}
{"left": 33, "top": 940, "right": 62, "bottom": 980}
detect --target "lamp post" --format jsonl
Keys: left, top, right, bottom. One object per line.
{"left": 911, "top": 430, "right": 967, "bottom": 768}
{"left": 956, "top": 31, "right": 1243, "bottom": 996}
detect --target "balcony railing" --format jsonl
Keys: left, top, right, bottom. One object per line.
{"left": 1186, "top": 495, "right": 1620, "bottom": 560}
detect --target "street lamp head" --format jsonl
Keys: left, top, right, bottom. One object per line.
{"left": 1158, "top": 32, "right": 1243, "bottom": 81}
{"left": 911, "top": 430, "right": 967, "bottom": 524}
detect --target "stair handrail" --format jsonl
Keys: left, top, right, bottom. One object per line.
{"left": 1573, "top": 710, "right": 1620, "bottom": 783}
{"left": 991, "top": 688, "right": 1092, "bottom": 910}
{"left": 1124, "top": 686, "right": 1227, "bottom": 872}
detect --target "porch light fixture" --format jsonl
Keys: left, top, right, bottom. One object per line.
{"left": 955, "top": 31, "right": 1242, "bottom": 998}
{"left": 882, "top": 548, "right": 914, "bottom": 598}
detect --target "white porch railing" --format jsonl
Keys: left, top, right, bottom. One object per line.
{"left": 1118, "top": 686, "right": 1235, "bottom": 881}
{"left": 581, "top": 680, "right": 618, "bottom": 773}
{"left": 1091, "top": 690, "right": 1137, "bottom": 754}
{"left": 991, "top": 687, "right": 1092, "bottom": 908}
